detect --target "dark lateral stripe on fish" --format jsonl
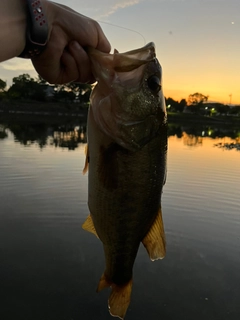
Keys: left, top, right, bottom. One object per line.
{"left": 97, "top": 143, "right": 125, "bottom": 190}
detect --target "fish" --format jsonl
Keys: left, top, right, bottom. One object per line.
{"left": 82, "top": 42, "right": 167, "bottom": 319}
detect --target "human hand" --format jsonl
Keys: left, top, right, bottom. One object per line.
{"left": 31, "top": 1, "right": 111, "bottom": 84}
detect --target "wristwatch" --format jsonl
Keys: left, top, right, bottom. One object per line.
{"left": 19, "top": 0, "right": 48, "bottom": 58}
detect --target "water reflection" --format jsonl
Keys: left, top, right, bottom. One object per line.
{"left": 182, "top": 132, "right": 203, "bottom": 147}
{"left": 0, "top": 119, "right": 240, "bottom": 320}
{"left": 1, "top": 121, "right": 87, "bottom": 150}
{"left": 49, "top": 125, "right": 87, "bottom": 150}
{"left": 1, "top": 120, "right": 240, "bottom": 150}
{"left": 214, "top": 142, "right": 240, "bottom": 151}
{"left": 168, "top": 124, "right": 240, "bottom": 148}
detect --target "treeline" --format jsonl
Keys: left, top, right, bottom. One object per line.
{"left": 0, "top": 74, "right": 91, "bottom": 104}
{"left": 0, "top": 75, "right": 239, "bottom": 116}
{"left": 166, "top": 92, "right": 240, "bottom": 116}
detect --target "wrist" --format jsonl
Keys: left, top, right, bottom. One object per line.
{"left": 0, "top": 0, "right": 27, "bottom": 61}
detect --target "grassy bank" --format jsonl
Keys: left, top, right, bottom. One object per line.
{"left": 0, "top": 101, "right": 88, "bottom": 124}
{"left": 1, "top": 103, "right": 240, "bottom": 128}
{"left": 167, "top": 112, "right": 240, "bottom": 127}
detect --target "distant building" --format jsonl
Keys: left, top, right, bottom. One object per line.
{"left": 42, "top": 85, "right": 55, "bottom": 101}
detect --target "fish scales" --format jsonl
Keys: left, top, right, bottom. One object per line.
{"left": 88, "top": 110, "right": 166, "bottom": 281}
{"left": 83, "top": 42, "right": 167, "bottom": 319}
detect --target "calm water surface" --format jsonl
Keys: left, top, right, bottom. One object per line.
{"left": 0, "top": 121, "right": 239, "bottom": 320}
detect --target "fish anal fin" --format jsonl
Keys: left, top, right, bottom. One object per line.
{"left": 97, "top": 274, "right": 132, "bottom": 319}
{"left": 96, "top": 273, "right": 111, "bottom": 292}
{"left": 142, "top": 208, "right": 166, "bottom": 261}
{"left": 83, "top": 144, "right": 89, "bottom": 175}
{"left": 82, "top": 214, "right": 99, "bottom": 238}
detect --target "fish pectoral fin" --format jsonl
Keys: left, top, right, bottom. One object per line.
{"left": 142, "top": 208, "right": 166, "bottom": 261}
{"left": 97, "top": 273, "right": 132, "bottom": 320}
{"left": 82, "top": 144, "right": 89, "bottom": 175}
{"left": 82, "top": 214, "right": 99, "bottom": 238}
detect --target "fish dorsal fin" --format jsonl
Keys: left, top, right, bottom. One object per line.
{"left": 82, "top": 214, "right": 99, "bottom": 238}
{"left": 83, "top": 144, "right": 89, "bottom": 174}
{"left": 97, "top": 273, "right": 132, "bottom": 319}
{"left": 142, "top": 208, "right": 166, "bottom": 261}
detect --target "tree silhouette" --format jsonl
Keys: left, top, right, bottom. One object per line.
{"left": 0, "top": 79, "right": 6, "bottom": 92}
{"left": 54, "top": 82, "right": 92, "bottom": 103}
{"left": 165, "top": 97, "right": 187, "bottom": 113}
{"left": 0, "top": 79, "right": 7, "bottom": 100}
{"left": 188, "top": 92, "right": 208, "bottom": 105}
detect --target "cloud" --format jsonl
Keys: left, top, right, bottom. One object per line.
{"left": 1, "top": 58, "right": 34, "bottom": 72}
{"left": 0, "top": 59, "right": 37, "bottom": 86}
{"left": 56, "top": 0, "right": 144, "bottom": 19}
{"left": 102, "top": 0, "right": 142, "bottom": 17}
{"left": 95, "top": 0, "right": 144, "bottom": 19}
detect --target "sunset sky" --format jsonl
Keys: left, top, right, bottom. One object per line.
{"left": 1, "top": 0, "right": 239, "bottom": 104}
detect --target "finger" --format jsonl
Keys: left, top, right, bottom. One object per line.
{"left": 58, "top": 49, "right": 79, "bottom": 84}
{"left": 32, "top": 44, "right": 79, "bottom": 84}
{"left": 51, "top": 4, "right": 111, "bottom": 53}
{"left": 32, "top": 26, "right": 79, "bottom": 84}
{"left": 46, "top": 1, "right": 111, "bottom": 53}
{"left": 68, "top": 41, "right": 95, "bottom": 84}
{"left": 52, "top": 4, "right": 111, "bottom": 53}
{"left": 80, "top": 18, "right": 111, "bottom": 53}
{"left": 91, "top": 20, "right": 111, "bottom": 53}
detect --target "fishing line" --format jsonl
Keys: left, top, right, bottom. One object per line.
{"left": 97, "top": 20, "right": 146, "bottom": 46}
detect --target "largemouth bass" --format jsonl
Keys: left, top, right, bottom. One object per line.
{"left": 83, "top": 42, "right": 167, "bottom": 319}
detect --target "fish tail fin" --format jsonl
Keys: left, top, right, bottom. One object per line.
{"left": 108, "top": 280, "right": 133, "bottom": 319}
{"left": 142, "top": 207, "right": 166, "bottom": 261}
{"left": 97, "top": 274, "right": 133, "bottom": 319}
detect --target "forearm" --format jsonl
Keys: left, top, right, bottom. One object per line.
{"left": 0, "top": 0, "right": 27, "bottom": 62}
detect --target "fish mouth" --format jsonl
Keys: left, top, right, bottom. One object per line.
{"left": 112, "top": 42, "right": 156, "bottom": 72}
{"left": 87, "top": 42, "right": 157, "bottom": 78}
{"left": 115, "top": 42, "right": 156, "bottom": 61}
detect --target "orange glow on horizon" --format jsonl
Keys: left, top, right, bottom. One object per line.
{"left": 164, "top": 86, "right": 240, "bottom": 105}
{"left": 163, "top": 74, "right": 240, "bottom": 105}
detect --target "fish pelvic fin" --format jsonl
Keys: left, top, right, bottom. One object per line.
{"left": 82, "top": 144, "right": 89, "bottom": 174}
{"left": 97, "top": 273, "right": 132, "bottom": 320}
{"left": 142, "top": 208, "right": 166, "bottom": 261}
{"left": 82, "top": 214, "right": 99, "bottom": 238}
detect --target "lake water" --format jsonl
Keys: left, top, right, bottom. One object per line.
{"left": 0, "top": 120, "right": 239, "bottom": 320}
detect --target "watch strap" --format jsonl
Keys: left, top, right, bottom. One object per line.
{"left": 19, "top": 0, "right": 48, "bottom": 58}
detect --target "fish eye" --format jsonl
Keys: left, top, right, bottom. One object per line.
{"left": 147, "top": 75, "right": 161, "bottom": 94}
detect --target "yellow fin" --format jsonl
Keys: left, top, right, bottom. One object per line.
{"left": 108, "top": 280, "right": 133, "bottom": 320}
{"left": 97, "top": 273, "right": 132, "bottom": 319}
{"left": 83, "top": 144, "right": 89, "bottom": 174}
{"left": 96, "top": 273, "right": 112, "bottom": 292}
{"left": 142, "top": 208, "right": 166, "bottom": 261}
{"left": 82, "top": 214, "right": 99, "bottom": 238}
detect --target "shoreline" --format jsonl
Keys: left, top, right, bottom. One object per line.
{"left": 1, "top": 103, "right": 240, "bottom": 127}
